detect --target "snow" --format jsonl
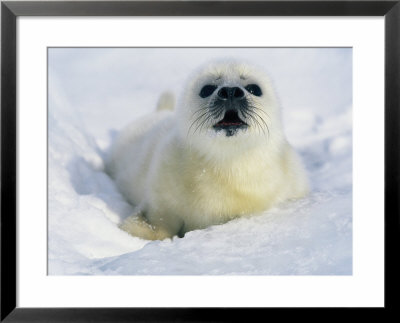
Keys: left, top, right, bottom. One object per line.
{"left": 48, "top": 48, "right": 352, "bottom": 275}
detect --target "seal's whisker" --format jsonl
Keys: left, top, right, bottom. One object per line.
{"left": 241, "top": 109, "right": 264, "bottom": 135}
{"left": 196, "top": 114, "right": 214, "bottom": 134}
{"left": 193, "top": 111, "right": 214, "bottom": 134}
{"left": 255, "top": 114, "right": 270, "bottom": 138}
{"left": 242, "top": 107, "right": 268, "bottom": 135}
{"left": 191, "top": 105, "right": 209, "bottom": 116}
{"left": 247, "top": 102, "right": 270, "bottom": 119}
{"left": 250, "top": 113, "right": 265, "bottom": 135}
{"left": 188, "top": 111, "right": 210, "bottom": 136}
{"left": 247, "top": 105, "right": 270, "bottom": 137}
{"left": 188, "top": 102, "right": 226, "bottom": 136}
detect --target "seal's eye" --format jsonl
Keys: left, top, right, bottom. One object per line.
{"left": 245, "top": 84, "right": 262, "bottom": 97}
{"left": 199, "top": 85, "right": 218, "bottom": 98}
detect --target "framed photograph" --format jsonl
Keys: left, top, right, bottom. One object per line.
{"left": 1, "top": 0, "right": 399, "bottom": 321}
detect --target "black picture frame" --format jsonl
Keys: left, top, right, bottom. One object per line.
{"left": 1, "top": 1, "right": 399, "bottom": 321}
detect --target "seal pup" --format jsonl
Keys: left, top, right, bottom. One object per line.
{"left": 106, "top": 61, "right": 309, "bottom": 240}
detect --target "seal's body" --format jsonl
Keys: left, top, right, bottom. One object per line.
{"left": 106, "top": 62, "right": 309, "bottom": 240}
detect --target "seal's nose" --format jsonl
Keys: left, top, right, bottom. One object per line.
{"left": 217, "top": 87, "right": 245, "bottom": 100}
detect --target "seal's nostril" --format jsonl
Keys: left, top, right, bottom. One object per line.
{"left": 217, "top": 87, "right": 229, "bottom": 99}
{"left": 233, "top": 87, "right": 244, "bottom": 98}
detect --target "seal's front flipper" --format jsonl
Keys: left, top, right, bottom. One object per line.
{"left": 119, "top": 211, "right": 173, "bottom": 241}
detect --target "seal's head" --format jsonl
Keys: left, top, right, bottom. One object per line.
{"left": 178, "top": 61, "right": 285, "bottom": 159}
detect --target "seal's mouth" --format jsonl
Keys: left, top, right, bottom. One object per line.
{"left": 213, "top": 110, "right": 248, "bottom": 136}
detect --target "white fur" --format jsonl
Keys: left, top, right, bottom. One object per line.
{"left": 106, "top": 61, "right": 309, "bottom": 240}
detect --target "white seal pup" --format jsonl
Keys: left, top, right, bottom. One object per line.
{"left": 106, "top": 61, "right": 309, "bottom": 240}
